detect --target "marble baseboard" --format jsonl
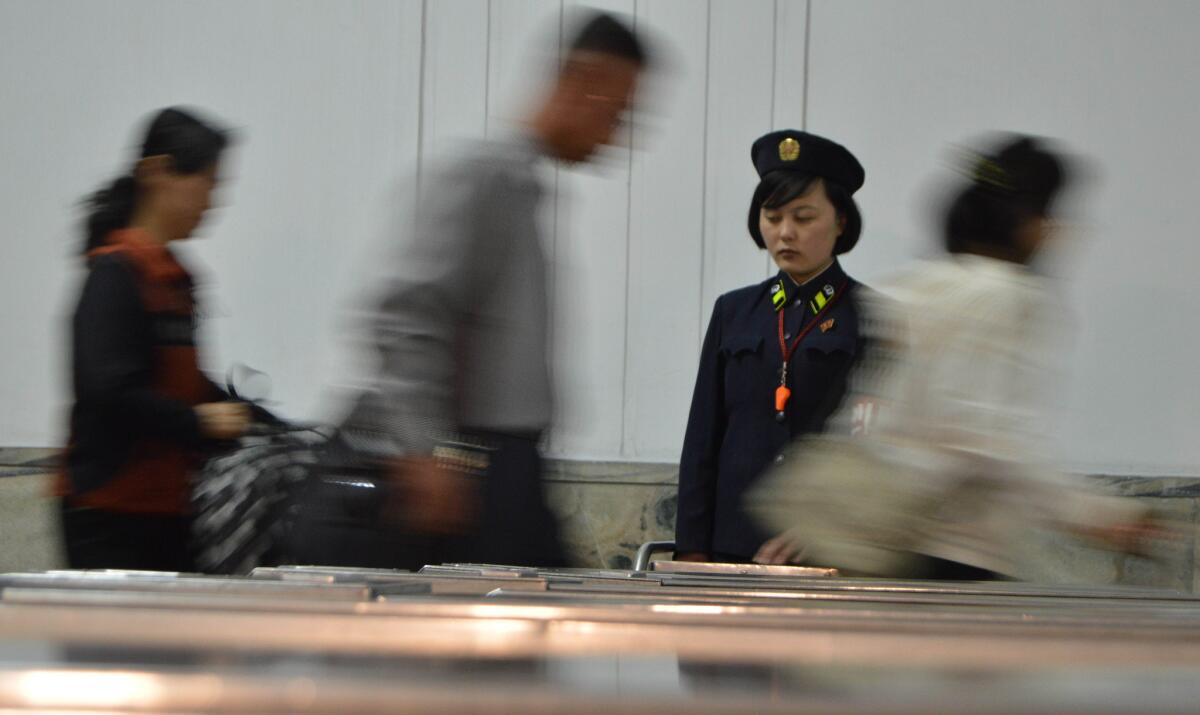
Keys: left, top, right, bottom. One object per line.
{"left": 546, "top": 481, "right": 676, "bottom": 570}
{"left": 542, "top": 459, "right": 677, "bottom": 486}
{"left": 0, "top": 448, "right": 59, "bottom": 473}
{"left": 0, "top": 474, "right": 65, "bottom": 572}
{"left": 540, "top": 460, "right": 679, "bottom": 569}
{"left": 1092, "top": 475, "right": 1200, "bottom": 498}
{"left": 1010, "top": 496, "right": 1198, "bottom": 590}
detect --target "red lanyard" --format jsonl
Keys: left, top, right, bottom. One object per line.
{"left": 775, "top": 279, "right": 850, "bottom": 418}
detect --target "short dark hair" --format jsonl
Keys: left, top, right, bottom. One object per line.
{"left": 747, "top": 172, "right": 862, "bottom": 254}
{"left": 83, "top": 107, "right": 230, "bottom": 253}
{"left": 567, "top": 11, "right": 648, "bottom": 66}
{"left": 943, "top": 135, "right": 1071, "bottom": 255}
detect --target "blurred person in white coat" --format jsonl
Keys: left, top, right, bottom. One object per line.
{"left": 749, "top": 135, "right": 1158, "bottom": 580}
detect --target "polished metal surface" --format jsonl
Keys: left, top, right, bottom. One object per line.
{"left": 633, "top": 540, "right": 675, "bottom": 571}
{"left": 0, "top": 571, "right": 375, "bottom": 600}
{"left": 414, "top": 563, "right": 1200, "bottom": 600}
{"left": 4, "top": 661, "right": 1200, "bottom": 715}
{"left": 250, "top": 566, "right": 553, "bottom": 594}
{"left": 649, "top": 561, "right": 839, "bottom": 577}
{"left": 2, "top": 564, "right": 1200, "bottom": 713}
{"left": 537, "top": 580, "right": 1200, "bottom": 612}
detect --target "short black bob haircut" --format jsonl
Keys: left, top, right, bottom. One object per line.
{"left": 567, "top": 11, "right": 650, "bottom": 66}
{"left": 747, "top": 172, "right": 862, "bottom": 254}
{"left": 943, "top": 135, "right": 1072, "bottom": 256}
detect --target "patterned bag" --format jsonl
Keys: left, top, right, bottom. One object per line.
{"left": 191, "top": 426, "right": 329, "bottom": 574}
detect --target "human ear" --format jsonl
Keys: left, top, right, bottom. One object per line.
{"left": 135, "top": 154, "right": 172, "bottom": 187}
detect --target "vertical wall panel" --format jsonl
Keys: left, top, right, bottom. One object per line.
{"left": 487, "top": 0, "right": 563, "bottom": 136}
{"left": 772, "top": 0, "right": 808, "bottom": 129}
{"left": 484, "top": 0, "right": 561, "bottom": 287}
{"left": 0, "top": 0, "right": 425, "bottom": 445}
{"left": 806, "top": 0, "right": 1200, "bottom": 475}
{"left": 483, "top": 0, "right": 568, "bottom": 454}
{"left": 422, "top": 0, "right": 491, "bottom": 165}
{"left": 765, "top": 0, "right": 810, "bottom": 282}
{"left": 622, "top": 0, "right": 710, "bottom": 460}
{"left": 699, "top": 0, "right": 778, "bottom": 346}
{"left": 547, "top": 0, "right": 636, "bottom": 459}
{"left": 185, "top": 1, "right": 425, "bottom": 432}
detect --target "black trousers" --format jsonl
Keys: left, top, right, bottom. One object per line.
{"left": 710, "top": 551, "right": 754, "bottom": 564}
{"left": 705, "top": 552, "right": 1001, "bottom": 580}
{"left": 290, "top": 430, "right": 566, "bottom": 571}
{"left": 912, "top": 555, "right": 1004, "bottom": 581}
{"left": 461, "top": 430, "right": 565, "bottom": 568}
{"left": 59, "top": 499, "right": 196, "bottom": 571}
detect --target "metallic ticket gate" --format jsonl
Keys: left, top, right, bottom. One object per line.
{"left": 4, "top": 566, "right": 1200, "bottom": 713}
{"left": 424, "top": 562, "right": 1200, "bottom": 600}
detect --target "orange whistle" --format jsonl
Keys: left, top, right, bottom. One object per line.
{"left": 774, "top": 385, "right": 792, "bottom": 412}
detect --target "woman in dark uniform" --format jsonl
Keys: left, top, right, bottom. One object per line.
{"left": 675, "top": 130, "right": 868, "bottom": 564}
{"left": 57, "top": 107, "right": 249, "bottom": 571}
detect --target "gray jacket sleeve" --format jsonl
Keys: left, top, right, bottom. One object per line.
{"left": 346, "top": 162, "right": 491, "bottom": 455}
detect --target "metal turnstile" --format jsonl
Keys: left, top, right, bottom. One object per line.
{"left": 4, "top": 562, "right": 1200, "bottom": 713}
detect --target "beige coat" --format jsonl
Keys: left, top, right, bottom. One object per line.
{"left": 748, "top": 255, "right": 1144, "bottom": 578}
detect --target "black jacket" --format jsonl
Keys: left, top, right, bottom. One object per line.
{"left": 675, "top": 260, "right": 866, "bottom": 558}
{"left": 63, "top": 233, "right": 224, "bottom": 513}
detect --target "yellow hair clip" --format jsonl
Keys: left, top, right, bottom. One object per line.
{"left": 949, "top": 145, "right": 1013, "bottom": 192}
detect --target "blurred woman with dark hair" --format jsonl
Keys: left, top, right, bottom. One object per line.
{"left": 749, "top": 134, "right": 1158, "bottom": 580}
{"left": 674, "top": 130, "right": 871, "bottom": 565}
{"left": 942, "top": 135, "right": 1070, "bottom": 260}
{"left": 57, "top": 107, "right": 249, "bottom": 571}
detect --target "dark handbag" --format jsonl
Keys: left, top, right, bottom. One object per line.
{"left": 281, "top": 434, "right": 441, "bottom": 572}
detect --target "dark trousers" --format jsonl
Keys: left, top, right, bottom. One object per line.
{"left": 59, "top": 499, "right": 196, "bottom": 571}
{"left": 290, "top": 430, "right": 566, "bottom": 571}
{"left": 710, "top": 552, "right": 754, "bottom": 564}
{"left": 708, "top": 552, "right": 1002, "bottom": 580}
{"left": 913, "top": 555, "right": 1004, "bottom": 581}
{"left": 459, "top": 430, "right": 566, "bottom": 568}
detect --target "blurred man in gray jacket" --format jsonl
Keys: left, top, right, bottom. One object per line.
{"left": 335, "top": 12, "right": 652, "bottom": 568}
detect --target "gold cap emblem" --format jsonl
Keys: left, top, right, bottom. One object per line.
{"left": 778, "top": 137, "right": 801, "bottom": 161}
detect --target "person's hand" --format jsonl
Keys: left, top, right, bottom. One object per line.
{"left": 673, "top": 551, "right": 710, "bottom": 563}
{"left": 387, "top": 455, "right": 480, "bottom": 536}
{"left": 194, "top": 402, "right": 251, "bottom": 440}
{"left": 753, "top": 529, "right": 806, "bottom": 565}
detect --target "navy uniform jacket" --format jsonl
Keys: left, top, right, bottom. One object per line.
{"left": 675, "top": 260, "right": 865, "bottom": 559}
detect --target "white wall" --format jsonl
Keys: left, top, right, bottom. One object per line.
{"left": 1, "top": 0, "right": 1198, "bottom": 475}
{"left": 805, "top": 0, "right": 1200, "bottom": 476}
{"left": 0, "top": 0, "right": 424, "bottom": 447}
